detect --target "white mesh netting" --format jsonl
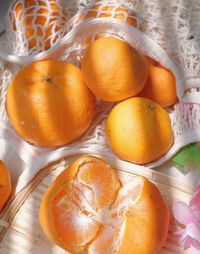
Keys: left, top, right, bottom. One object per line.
{"left": 0, "top": 0, "right": 200, "bottom": 192}
{"left": 6, "top": 0, "right": 69, "bottom": 55}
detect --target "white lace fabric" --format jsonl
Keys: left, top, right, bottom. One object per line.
{"left": 0, "top": 0, "right": 200, "bottom": 193}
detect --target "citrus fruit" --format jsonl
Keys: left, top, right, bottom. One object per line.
{"left": 106, "top": 97, "right": 173, "bottom": 164}
{"left": 89, "top": 176, "right": 170, "bottom": 254}
{"left": 81, "top": 37, "right": 148, "bottom": 102}
{"left": 139, "top": 56, "right": 178, "bottom": 107}
{"left": 39, "top": 155, "right": 121, "bottom": 253}
{"left": 8, "top": 0, "right": 67, "bottom": 50}
{"left": 6, "top": 60, "right": 95, "bottom": 147}
{"left": 73, "top": 1, "right": 138, "bottom": 47}
{"left": 0, "top": 161, "right": 12, "bottom": 212}
{"left": 75, "top": 0, "right": 138, "bottom": 27}
{"left": 39, "top": 155, "right": 170, "bottom": 254}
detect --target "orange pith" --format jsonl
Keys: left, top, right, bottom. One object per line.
{"left": 39, "top": 155, "right": 170, "bottom": 254}
{"left": 6, "top": 60, "right": 95, "bottom": 147}
{"left": 0, "top": 161, "right": 12, "bottom": 212}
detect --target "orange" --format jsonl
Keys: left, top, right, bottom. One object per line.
{"left": 6, "top": 60, "right": 95, "bottom": 147}
{"left": 75, "top": 1, "right": 138, "bottom": 27}
{"left": 39, "top": 155, "right": 121, "bottom": 253}
{"left": 81, "top": 37, "right": 148, "bottom": 102}
{"left": 8, "top": 0, "right": 67, "bottom": 50}
{"left": 139, "top": 56, "right": 178, "bottom": 107}
{"left": 39, "top": 155, "right": 170, "bottom": 254}
{"left": 74, "top": 1, "right": 138, "bottom": 47}
{"left": 106, "top": 97, "right": 173, "bottom": 164}
{"left": 0, "top": 161, "right": 12, "bottom": 212}
{"left": 89, "top": 176, "right": 170, "bottom": 254}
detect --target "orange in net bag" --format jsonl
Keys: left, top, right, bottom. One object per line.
{"left": 72, "top": 0, "right": 139, "bottom": 45}
{"left": 39, "top": 155, "right": 170, "bottom": 254}
{"left": 8, "top": 0, "right": 68, "bottom": 54}
{"left": 74, "top": 0, "right": 139, "bottom": 27}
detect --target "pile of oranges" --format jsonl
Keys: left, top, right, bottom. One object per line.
{"left": 2, "top": 1, "right": 178, "bottom": 253}
{"left": 6, "top": 0, "right": 177, "bottom": 165}
{"left": 6, "top": 35, "right": 177, "bottom": 164}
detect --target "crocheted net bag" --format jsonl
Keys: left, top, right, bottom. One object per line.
{"left": 0, "top": 0, "right": 200, "bottom": 192}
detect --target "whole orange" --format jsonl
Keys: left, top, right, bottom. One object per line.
{"left": 9, "top": 0, "right": 67, "bottom": 50}
{"left": 6, "top": 60, "right": 95, "bottom": 147}
{"left": 0, "top": 161, "right": 12, "bottom": 212}
{"left": 39, "top": 155, "right": 170, "bottom": 254}
{"left": 81, "top": 37, "right": 148, "bottom": 102}
{"left": 139, "top": 57, "right": 178, "bottom": 107}
{"left": 106, "top": 97, "right": 173, "bottom": 164}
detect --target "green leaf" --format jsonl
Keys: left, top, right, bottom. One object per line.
{"left": 171, "top": 144, "right": 200, "bottom": 171}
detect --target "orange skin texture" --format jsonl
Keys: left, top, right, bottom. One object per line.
{"left": 81, "top": 37, "right": 148, "bottom": 102}
{"left": 6, "top": 60, "right": 95, "bottom": 147}
{"left": 39, "top": 155, "right": 170, "bottom": 254}
{"left": 0, "top": 161, "right": 12, "bottom": 212}
{"left": 139, "top": 57, "right": 178, "bottom": 107}
{"left": 106, "top": 97, "right": 174, "bottom": 164}
{"left": 9, "top": 0, "right": 67, "bottom": 49}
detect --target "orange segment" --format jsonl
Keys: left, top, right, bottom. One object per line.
{"left": 53, "top": 190, "right": 100, "bottom": 253}
{"left": 116, "top": 177, "right": 170, "bottom": 254}
{"left": 88, "top": 224, "right": 122, "bottom": 254}
{"left": 89, "top": 177, "right": 170, "bottom": 254}
{"left": 78, "top": 161, "right": 121, "bottom": 208}
{"left": 39, "top": 155, "right": 121, "bottom": 253}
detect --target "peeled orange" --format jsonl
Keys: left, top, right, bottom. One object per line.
{"left": 0, "top": 161, "right": 12, "bottom": 212}
{"left": 139, "top": 56, "right": 178, "bottom": 107}
{"left": 106, "top": 97, "right": 174, "bottom": 164}
{"left": 6, "top": 60, "right": 95, "bottom": 147}
{"left": 39, "top": 155, "right": 121, "bottom": 253}
{"left": 81, "top": 37, "right": 148, "bottom": 102}
{"left": 39, "top": 155, "right": 170, "bottom": 254}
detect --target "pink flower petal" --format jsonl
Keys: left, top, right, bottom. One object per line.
{"left": 186, "top": 223, "right": 200, "bottom": 243}
{"left": 174, "top": 227, "right": 200, "bottom": 250}
{"left": 190, "top": 185, "right": 200, "bottom": 222}
{"left": 195, "top": 185, "right": 200, "bottom": 193}
{"left": 175, "top": 230, "right": 193, "bottom": 249}
{"left": 172, "top": 202, "right": 196, "bottom": 226}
